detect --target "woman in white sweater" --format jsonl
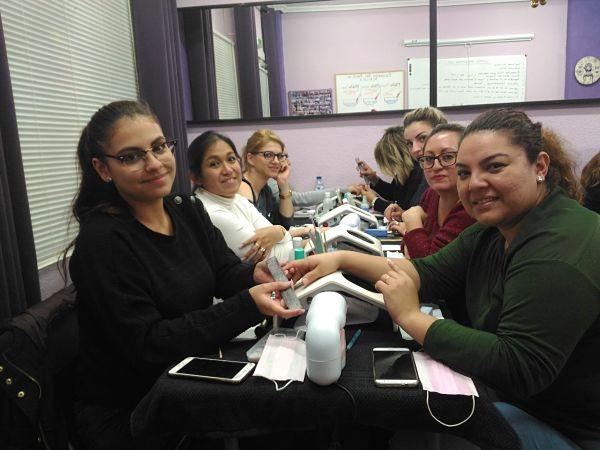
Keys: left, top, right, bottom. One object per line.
{"left": 188, "top": 131, "right": 293, "bottom": 262}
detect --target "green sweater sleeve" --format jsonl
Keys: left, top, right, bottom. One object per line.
{"left": 423, "top": 259, "right": 599, "bottom": 398}
{"left": 412, "top": 223, "right": 479, "bottom": 304}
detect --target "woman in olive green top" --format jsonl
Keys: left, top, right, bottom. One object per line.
{"left": 286, "top": 109, "right": 599, "bottom": 449}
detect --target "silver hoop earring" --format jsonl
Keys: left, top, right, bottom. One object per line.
{"left": 536, "top": 175, "right": 544, "bottom": 183}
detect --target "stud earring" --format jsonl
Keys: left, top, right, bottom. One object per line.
{"left": 536, "top": 175, "right": 544, "bottom": 183}
{"left": 106, "top": 177, "right": 112, "bottom": 183}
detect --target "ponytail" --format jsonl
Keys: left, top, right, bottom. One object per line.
{"left": 541, "top": 129, "right": 582, "bottom": 203}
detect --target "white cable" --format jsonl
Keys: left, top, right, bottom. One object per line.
{"left": 272, "top": 379, "right": 294, "bottom": 391}
{"left": 426, "top": 391, "right": 476, "bottom": 427}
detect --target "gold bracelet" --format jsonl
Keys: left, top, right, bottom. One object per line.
{"left": 279, "top": 189, "right": 292, "bottom": 200}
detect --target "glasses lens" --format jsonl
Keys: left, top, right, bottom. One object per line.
{"left": 277, "top": 154, "right": 288, "bottom": 161}
{"left": 120, "top": 151, "right": 145, "bottom": 166}
{"left": 418, "top": 156, "right": 432, "bottom": 169}
{"left": 440, "top": 153, "right": 457, "bottom": 166}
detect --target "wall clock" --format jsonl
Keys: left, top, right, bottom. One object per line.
{"left": 574, "top": 56, "right": 600, "bottom": 86}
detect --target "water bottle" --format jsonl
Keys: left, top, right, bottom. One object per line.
{"left": 293, "top": 237, "right": 304, "bottom": 260}
{"left": 315, "top": 176, "right": 324, "bottom": 191}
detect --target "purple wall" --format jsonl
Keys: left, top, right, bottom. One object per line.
{"left": 188, "top": 103, "right": 600, "bottom": 192}
{"left": 565, "top": 0, "right": 600, "bottom": 99}
{"left": 282, "top": 1, "right": 568, "bottom": 106}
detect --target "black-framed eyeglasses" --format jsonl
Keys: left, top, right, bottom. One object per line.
{"left": 251, "top": 151, "right": 289, "bottom": 162}
{"left": 417, "top": 151, "right": 457, "bottom": 169}
{"left": 102, "top": 139, "right": 177, "bottom": 169}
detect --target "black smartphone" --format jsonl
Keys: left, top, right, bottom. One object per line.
{"left": 372, "top": 347, "right": 419, "bottom": 387}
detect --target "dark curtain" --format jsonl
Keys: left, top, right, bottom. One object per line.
{"left": 234, "top": 7, "right": 262, "bottom": 119}
{"left": 181, "top": 8, "right": 218, "bottom": 121}
{"left": 261, "top": 7, "right": 287, "bottom": 117}
{"left": 0, "top": 13, "right": 41, "bottom": 319}
{"left": 130, "top": 0, "right": 190, "bottom": 194}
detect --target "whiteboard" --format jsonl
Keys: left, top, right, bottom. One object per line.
{"left": 408, "top": 55, "right": 526, "bottom": 108}
{"left": 335, "top": 71, "right": 404, "bottom": 113}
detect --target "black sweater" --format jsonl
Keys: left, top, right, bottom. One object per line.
{"left": 70, "top": 195, "right": 263, "bottom": 408}
{"left": 371, "top": 165, "right": 427, "bottom": 213}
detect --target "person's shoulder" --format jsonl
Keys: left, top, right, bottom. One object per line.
{"left": 511, "top": 189, "right": 599, "bottom": 268}
{"left": 420, "top": 187, "right": 437, "bottom": 204}
{"left": 76, "top": 210, "right": 134, "bottom": 249}
{"left": 165, "top": 193, "right": 211, "bottom": 224}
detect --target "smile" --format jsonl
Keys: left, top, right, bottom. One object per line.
{"left": 143, "top": 173, "right": 168, "bottom": 183}
{"left": 471, "top": 196, "right": 498, "bottom": 207}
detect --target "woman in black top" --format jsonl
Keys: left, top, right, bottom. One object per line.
{"left": 67, "top": 101, "right": 302, "bottom": 450}
{"left": 239, "top": 129, "right": 294, "bottom": 229}
{"left": 354, "top": 126, "right": 427, "bottom": 213}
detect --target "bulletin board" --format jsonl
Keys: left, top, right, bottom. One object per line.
{"left": 288, "top": 89, "right": 333, "bottom": 116}
{"left": 335, "top": 70, "right": 404, "bottom": 113}
{"left": 408, "top": 55, "right": 526, "bottom": 108}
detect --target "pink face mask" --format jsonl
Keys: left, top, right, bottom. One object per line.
{"left": 413, "top": 352, "right": 478, "bottom": 397}
{"left": 413, "top": 352, "right": 478, "bottom": 428}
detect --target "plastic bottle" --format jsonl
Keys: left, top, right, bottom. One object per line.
{"left": 315, "top": 176, "right": 324, "bottom": 191}
{"left": 293, "top": 237, "right": 304, "bottom": 260}
{"left": 323, "top": 191, "right": 334, "bottom": 213}
{"left": 360, "top": 195, "right": 369, "bottom": 211}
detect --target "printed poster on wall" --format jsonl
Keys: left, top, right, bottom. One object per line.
{"left": 288, "top": 89, "right": 333, "bottom": 116}
{"left": 407, "top": 55, "right": 527, "bottom": 108}
{"left": 335, "top": 71, "right": 404, "bottom": 114}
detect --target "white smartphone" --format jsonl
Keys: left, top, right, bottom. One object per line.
{"left": 372, "top": 347, "right": 419, "bottom": 387}
{"left": 168, "top": 357, "right": 255, "bottom": 384}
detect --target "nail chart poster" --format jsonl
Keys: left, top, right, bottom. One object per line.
{"left": 335, "top": 70, "right": 404, "bottom": 114}
{"left": 288, "top": 89, "right": 333, "bottom": 116}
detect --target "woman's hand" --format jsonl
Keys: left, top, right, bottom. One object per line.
{"left": 252, "top": 259, "right": 274, "bottom": 284}
{"left": 240, "top": 226, "right": 285, "bottom": 262}
{"left": 375, "top": 259, "right": 420, "bottom": 325}
{"left": 276, "top": 160, "right": 291, "bottom": 185}
{"left": 357, "top": 160, "right": 377, "bottom": 183}
{"left": 402, "top": 206, "right": 427, "bottom": 230}
{"left": 387, "top": 220, "right": 407, "bottom": 236}
{"left": 376, "top": 259, "right": 436, "bottom": 343}
{"left": 283, "top": 253, "right": 341, "bottom": 286}
{"left": 357, "top": 184, "right": 377, "bottom": 204}
{"left": 249, "top": 281, "right": 304, "bottom": 319}
{"left": 348, "top": 184, "right": 366, "bottom": 195}
{"left": 384, "top": 203, "right": 404, "bottom": 222}
{"left": 290, "top": 225, "right": 313, "bottom": 238}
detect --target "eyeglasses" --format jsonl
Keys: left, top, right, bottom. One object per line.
{"left": 417, "top": 151, "right": 457, "bottom": 169}
{"left": 251, "top": 151, "right": 289, "bottom": 162}
{"left": 102, "top": 140, "right": 176, "bottom": 171}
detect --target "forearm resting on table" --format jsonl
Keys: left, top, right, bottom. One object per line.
{"left": 337, "top": 251, "right": 421, "bottom": 288}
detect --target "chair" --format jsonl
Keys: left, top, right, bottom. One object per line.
{"left": 0, "top": 286, "right": 78, "bottom": 450}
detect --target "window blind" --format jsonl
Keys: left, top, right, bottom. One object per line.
{"left": 213, "top": 31, "right": 241, "bottom": 119}
{"left": 0, "top": 0, "right": 138, "bottom": 268}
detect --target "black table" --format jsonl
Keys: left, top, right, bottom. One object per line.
{"left": 131, "top": 314, "right": 519, "bottom": 450}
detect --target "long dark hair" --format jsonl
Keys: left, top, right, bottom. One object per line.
{"left": 462, "top": 108, "right": 582, "bottom": 201}
{"left": 60, "top": 100, "right": 159, "bottom": 279}
{"left": 187, "top": 130, "right": 239, "bottom": 190}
